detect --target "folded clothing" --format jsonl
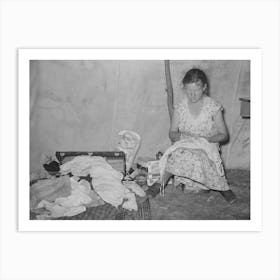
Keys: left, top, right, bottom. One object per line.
{"left": 30, "top": 176, "right": 72, "bottom": 209}
{"left": 35, "top": 177, "right": 104, "bottom": 218}
{"left": 123, "top": 181, "right": 146, "bottom": 197}
{"left": 37, "top": 200, "right": 86, "bottom": 218}
{"left": 58, "top": 156, "right": 144, "bottom": 210}
{"left": 122, "top": 192, "right": 138, "bottom": 211}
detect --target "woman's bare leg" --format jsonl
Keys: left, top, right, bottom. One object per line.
{"left": 161, "top": 171, "right": 173, "bottom": 194}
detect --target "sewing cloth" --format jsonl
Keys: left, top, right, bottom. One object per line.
{"left": 161, "top": 96, "right": 230, "bottom": 191}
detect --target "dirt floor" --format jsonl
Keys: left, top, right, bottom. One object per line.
{"left": 149, "top": 169, "right": 250, "bottom": 220}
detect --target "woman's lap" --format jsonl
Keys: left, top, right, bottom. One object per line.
{"left": 165, "top": 148, "right": 229, "bottom": 191}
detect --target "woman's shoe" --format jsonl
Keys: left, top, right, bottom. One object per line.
{"left": 176, "top": 183, "right": 185, "bottom": 192}
{"left": 220, "top": 190, "right": 237, "bottom": 204}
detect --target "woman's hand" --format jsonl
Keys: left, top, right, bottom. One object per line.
{"left": 169, "top": 110, "right": 180, "bottom": 143}
{"left": 169, "top": 131, "right": 181, "bottom": 142}
{"left": 205, "top": 133, "right": 228, "bottom": 143}
{"left": 207, "top": 110, "right": 229, "bottom": 143}
{"left": 181, "top": 131, "right": 199, "bottom": 140}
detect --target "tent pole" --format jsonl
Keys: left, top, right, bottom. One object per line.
{"left": 164, "top": 60, "right": 174, "bottom": 123}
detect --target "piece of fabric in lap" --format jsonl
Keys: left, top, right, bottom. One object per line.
{"left": 166, "top": 147, "right": 229, "bottom": 191}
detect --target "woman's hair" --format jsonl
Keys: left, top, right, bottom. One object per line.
{"left": 182, "top": 68, "right": 209, "bottom": 95}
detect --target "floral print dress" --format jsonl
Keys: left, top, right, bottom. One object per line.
{"left": 165, "top": 96, "right": 230, "bottom": 191}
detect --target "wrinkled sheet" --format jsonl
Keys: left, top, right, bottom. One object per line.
{"left": 30, "top": 176, "right": 72, "bottom": 209}
{"left": 123, "top": 181, "right": 146, "bottom": 197}
{"left": 36, "top": 177, "right": 103, "bottom": 218}
{"left": 60, "top": 156, "right": 140, "bottom": 210}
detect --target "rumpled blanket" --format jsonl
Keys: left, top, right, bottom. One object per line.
{"left": 60, "top": 156, "right": 104, "bottom": 177}
{"left": 60, "top": 156, "right": 141, "bottom": 210}
{"left": 30, "top": 176, "right": 72, "bottom": 209}
{"left": 123, "top": 181, "right": 146, "bottom": 197}
{"left": 36, "top": 177, "right": 103, "bottom": 218}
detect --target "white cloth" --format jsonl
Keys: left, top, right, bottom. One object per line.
{"left": 54, "top": 178, "right": 92, "bottom": 207}
{"left": 159, "top": 137, "right": 223, "bottom": 183}
{"left": 123, "top": 181, "right": 146, "bottom": 197}
{"left": 122, "top": 192, "right": 138, "bottom": 211}
{"left": 37, "top": 200, "right": 86, "bottom": 218}
{"left": 60, "top": 155, "right": 141, "bottom": 209}
{"left": 36, "top": 177, "right": 93, "bottom": 218}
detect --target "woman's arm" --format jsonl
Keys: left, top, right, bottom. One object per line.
{"left": 206, "top": 110, "right": 229, "bottom": 143}
{"left": 164, "top": 60, "right": 174, "bottom": 121}
{"left": 169, "top": 109, "right": 181, "bottom": 142}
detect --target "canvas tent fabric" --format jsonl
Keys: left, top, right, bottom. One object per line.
{"left": 30, "top": 60, "right": 250, "bottom": 175}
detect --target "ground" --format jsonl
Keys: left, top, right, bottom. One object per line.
{"left": 149, "top": 169, "right": 250, "bottom": 220}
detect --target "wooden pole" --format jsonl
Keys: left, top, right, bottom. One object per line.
{"left": 164, "top": 60, "right": 174, "bottom": 122}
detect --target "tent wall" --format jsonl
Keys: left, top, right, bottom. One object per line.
{"left": 30, "top": 60, "right": 250, "bottom": 174}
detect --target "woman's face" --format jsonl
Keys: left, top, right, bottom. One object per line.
{"left": 183, "top": 81, "right": 206, "bottom": 103}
